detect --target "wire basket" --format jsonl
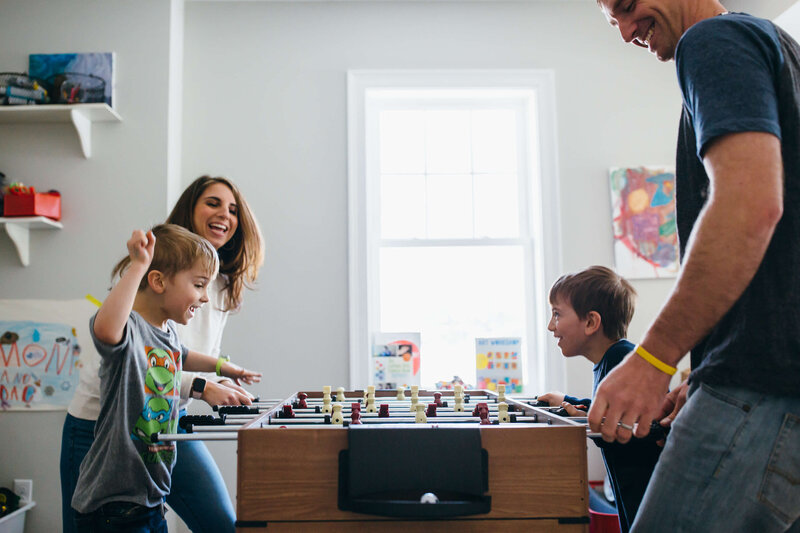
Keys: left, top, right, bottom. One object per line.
{"left": 0, "top": 72, "right": 49, "bottom": 105}
{"left": 47, "top": 72, "right": 106, "bottom": 104}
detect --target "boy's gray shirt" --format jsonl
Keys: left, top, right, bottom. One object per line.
{"left": 72, "top": 311, "right": 187, "bottom": 513}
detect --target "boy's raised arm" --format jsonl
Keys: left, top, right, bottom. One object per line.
{"left": 93, "top": 230, "right": 155, "bottom": 345}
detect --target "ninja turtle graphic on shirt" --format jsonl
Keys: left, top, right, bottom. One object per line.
{"left": 144, "top": 346, "right": 181, "bottom": 396}
{"left": 132, "top": 396, "right": 174, "bottom": 445}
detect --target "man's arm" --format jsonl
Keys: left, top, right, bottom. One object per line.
{"left": 588, "top": 131, "right": 783, "bottom": 442}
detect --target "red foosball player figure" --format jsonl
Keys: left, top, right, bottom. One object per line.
{"left": 378, "top": 403, "right": 390, "bottom": 418}
{"left": 282, "top": 404, "right": 295, "bottom": 419}
{"left": 433, "top": 392, "right": 443, "bottom": 407}
{"left": 350, "top": 403, "right": 363, "bottom": 425}
{"left": 297, "top": 392, "right": 308, "bottom": 409}
{"left": 426, "top": 403, "right": 438, "bottom": 417}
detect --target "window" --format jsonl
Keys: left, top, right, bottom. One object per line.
{"left": 348, "top": 71, "right": 563, "bottom": 392}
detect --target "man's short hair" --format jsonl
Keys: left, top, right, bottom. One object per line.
{"left": 549, "top": 265, "right": 636, "bottom": 339}
{"left": 112, "top": 224, "right": 219, "bottom": 290}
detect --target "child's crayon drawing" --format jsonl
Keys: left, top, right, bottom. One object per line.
{"left": 609, "top": 166, "right": 679, "bottom": 279}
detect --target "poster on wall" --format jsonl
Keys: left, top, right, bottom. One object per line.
{"left": 609, "top": 166, "right": 679, "bottom": 279}
{"left": 372, "top": 332, "right": 421, "bottom": 389}
{"left": 475, "top": 337, "right": 523, "bottom": 393}
{"left": 0, "top": 299, "right": 97, "bottom": 410}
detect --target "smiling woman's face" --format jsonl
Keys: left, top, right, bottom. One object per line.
{"left": 192, "top": 182, "right": 239, "bottom": 250}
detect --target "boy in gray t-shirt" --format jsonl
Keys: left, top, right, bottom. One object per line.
{"left": 71, "top": 224, "right": 261, "bottom": 532}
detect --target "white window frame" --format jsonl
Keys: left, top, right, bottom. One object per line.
{"left": 347, "top": 70, "right": 564, "bottom": 392}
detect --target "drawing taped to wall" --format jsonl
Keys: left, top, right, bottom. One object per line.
{"left": 0, "top": 299, "right": 97, "bottom": 410}
{"left": 609, "top": 166, "right": 679, "bottom": 279}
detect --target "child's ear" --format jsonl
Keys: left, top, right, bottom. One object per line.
{"left": 147, "top": 270, "right": 166, "bottom": 294}
{"left": 585, "top": 311, "right": 602, "bottom": 335}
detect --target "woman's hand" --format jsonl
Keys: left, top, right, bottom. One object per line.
{"left": 202, "top": 379, "right": 255, "bottom": 406}
{"left": 222, "top": 362, "right": 262, "bottom": 386}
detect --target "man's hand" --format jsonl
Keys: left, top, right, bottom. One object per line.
{"left": 202, "top": 379, "right": 255, "bottom": 406}
{"left": 654, "top": 378, "right": 689, "bottom": 445}
{"left": 537, "top": 392, "right": 565, "bottom": 406}
{"left": 587, "top": 352, "right": 671, "bottom": 443}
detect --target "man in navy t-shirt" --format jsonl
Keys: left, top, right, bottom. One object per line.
{"left": 588, "top": 1, "right": 800, "bottom": 531}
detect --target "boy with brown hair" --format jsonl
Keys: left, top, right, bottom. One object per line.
{"left": 538, "top": 265, "right": 661, "bottom": 533}
{"left": 71, "top": 224, "right": 261, "bottom": 532}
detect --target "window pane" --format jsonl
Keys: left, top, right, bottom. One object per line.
{"left": 425, "top": 110, "right": 471, "bottom": 174}
{"left": 380, "top": 110, "right": 425, "bottom": 174}
{"left": 381, "top": 174, "right": 426, "bottom": 239}
{"left": 474, "top": 173, "right": 519, "bottom": 238}
{"left": 426, "top": 174, "right": 473, "bottom": 239}
{"left": 472, "top": 109, "right": 518, "bottom": 174}
{"left": 379, "top": 246, "right": 527, "bottom": 386}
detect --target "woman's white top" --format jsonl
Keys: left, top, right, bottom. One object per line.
{"left": 67, "top": 276, "right": 230, "bottom": 420}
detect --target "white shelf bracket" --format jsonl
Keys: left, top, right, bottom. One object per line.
{"left": 4, "top": 221, "right": 31, "bottom": 266}
{"left": 70, "top": 108, "right": 92, "bottom": 158}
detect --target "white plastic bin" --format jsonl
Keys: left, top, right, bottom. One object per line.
{"left": 0, "top": 501, "right": 36, "bottom": 533}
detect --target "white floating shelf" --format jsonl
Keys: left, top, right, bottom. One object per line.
{"left": 0, "top": 216, "right": 63, "bottom": 266}
{"left": 0, "top": 103, "right": 121, "bottom": 158}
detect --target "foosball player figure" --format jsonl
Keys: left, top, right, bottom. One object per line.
{"left": 336, "top": 387, "right": 346, "bottom": 402}
{"left": 497, "top": 383, "right": 506, "bottom": 403}
{"left": 281, "top": 404, "right": 295, "bottom": 418}
{"left": 378, "top": 403, "right": 390, "bottom": 418}
{"left": 350, "top": 404, "right": 363, "bottom": 425}
{"left": 322, "top": 386, "right": 332, "bottom": 413}
{"left": 498, "top": 402, "right": 510, "bottom": 423}
{"left": 331, "top": 403, "right": 344, "bottom": 425}
{"left": 366, "top": 390, "right": 377, "bottom": 413}
{"left": 426, "top": 403, "right": 438, "bottom": 417}
{"left": 296, "top": 392, "right": 308, "bottom": 409}
{"left": 364, "top": 385, "right": 375, "bottom": 401}
{"left": 409, "top": 394, "right": 419, "bottom": 412}
{"left": 454, "top": 384, "right": 465, "bottom": 412}
{"left": 415, "top": 403, "right": 427, "bottom": 423}
{"left": 396, "top": 385, "right": 405, "bottom": 400}
{"left": 433, "top": 392, "right": 443, "bottom": 407}
{"left": 411, "top": 385, "right": 419, "bottom": 403}
{"left": 472, "top": 402, "right": 489, "bottom": 417}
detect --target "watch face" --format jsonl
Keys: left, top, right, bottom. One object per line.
{"left": 193, "top": 378, "right": 206, "bottom": 393}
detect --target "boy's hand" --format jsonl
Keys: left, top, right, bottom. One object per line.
{"left": 222, "top": 362, "right": 262, "bottom": 386}
{"left": 127, "top": 230, "right": 156, "bottom": 267}
{"left": 537, "top": 392, "right": 565, "bottom": 406}
{"left": 561, "top": 401, "right": 587, "bottom": 416}
{"left": 202, "top": 380, "right": 255, "bottom": 406}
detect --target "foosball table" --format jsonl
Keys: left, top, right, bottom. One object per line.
{"left": 167, "top": 387, "right": 590, "bottom": 532}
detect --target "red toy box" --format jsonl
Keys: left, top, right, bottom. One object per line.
{"left": 3, "top": 191, "right": 61, "bottom": 220}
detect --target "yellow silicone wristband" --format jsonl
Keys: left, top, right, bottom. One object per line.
{"left": 635, "top": 345, "right": 677, "bottom": 376}
{"left": 216, "top": 355, "right": 230, "bottom": 376}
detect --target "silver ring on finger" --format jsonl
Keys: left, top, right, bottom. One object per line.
{"left": 617, "top": 421, "right": 634, "bottom": 431}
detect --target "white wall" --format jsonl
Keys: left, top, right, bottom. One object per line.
{"left": 14, "top": 0, "right": 798, "bottom": 530}
{"left": 0, "top": 1, "right": 178, "bottom": 531}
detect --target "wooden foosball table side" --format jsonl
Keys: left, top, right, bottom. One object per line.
{"left": 236, "top": 421, "right": 589, "bottom": 532}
